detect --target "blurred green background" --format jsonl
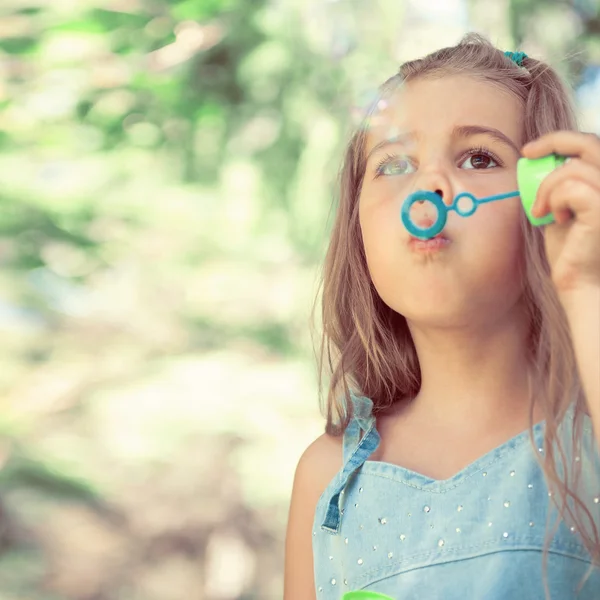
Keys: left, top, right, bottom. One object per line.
{"left": 0, "top": 0, "right": 597, "bottom": 598}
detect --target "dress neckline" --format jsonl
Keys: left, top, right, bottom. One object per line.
{"left": 360, "top": 418, "right": 547, "bottom": 491}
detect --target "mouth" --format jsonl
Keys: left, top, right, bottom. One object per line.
{"left": 408, "top": 233, "right": 451, "bottom": 253}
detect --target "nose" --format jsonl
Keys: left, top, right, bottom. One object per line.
{"left": 408, "top": 169, "right": 453, "bottom": 231}
{"left": 414, "top": 169, "right": 453, "bottom": 206}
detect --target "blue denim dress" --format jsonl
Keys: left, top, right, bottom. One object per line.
{"left": 312, "top": 395, "right": 600, "bottom": 599}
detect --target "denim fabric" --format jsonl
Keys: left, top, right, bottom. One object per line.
{"left": 312, "top": 395, "right": 600, "bottom": 599}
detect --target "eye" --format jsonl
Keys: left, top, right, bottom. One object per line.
{"left": 459, "top": 148, "right": 501, "bottom": 170}
{"left": 375, "top": 154, "right": 416, "bottom": 177}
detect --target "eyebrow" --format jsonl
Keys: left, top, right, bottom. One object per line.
{"left": 365, "top": 124, "right": 520, "bottom": 161}
{"left": 453, "top": 125, "right": 520, "bottom": 155}
{"left": 365, "top": 132, "right": 416, "bottom": 162}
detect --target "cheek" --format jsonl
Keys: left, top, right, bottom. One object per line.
{"left": 359, "top": 179, "right": 408, "bottom": 233}
{"left": 465, "top": 201, "right": 526, "bottom": 281}
{"left": 360, "top": 229, "right": 393, "bottom": 297}
{"left": 473, "top": 199, "right": 523, "bottom": 244}
{"left": 359, "top": 192, "right": 403, "bottom": 272}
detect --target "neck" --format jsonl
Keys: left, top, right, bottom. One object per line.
{"left": 405, "top": 301, "right": 538, "bottom": 431}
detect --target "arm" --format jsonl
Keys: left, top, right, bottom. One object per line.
{"left": 521, "top": 131, "right": 600, "bottom": 445}
{"left": 284, "top": 434, "right": 343, "bottom": 600}
{"left": 563, "top": 285, "right": 600, "bottom": 448}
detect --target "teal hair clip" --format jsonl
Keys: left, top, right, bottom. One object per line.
{"left": 401, "top": 155, "right": 566, "bottom": 239}
{"left": 504, "top": 50, "right": 528, "bottom": 66}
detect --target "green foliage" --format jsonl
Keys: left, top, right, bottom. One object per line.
{"left": 0, "top": 446, "right": 102, "bottom": 506}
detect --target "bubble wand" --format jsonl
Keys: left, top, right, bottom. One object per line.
{"left": 401, "top": 155, "right": 566, "bottom": 239}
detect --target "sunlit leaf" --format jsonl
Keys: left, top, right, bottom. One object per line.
{"left": 171, "top": 0, "right": 236, "bottom": 21}
{"left": 49, "top": 19, "right": 107, "bottom": 34}
{"left": 0, "top": 37, "right": 37, "bottom": 54}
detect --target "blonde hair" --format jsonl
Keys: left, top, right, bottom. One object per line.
{"left": 317, "top": 32, "right": 599, "bottom": 592}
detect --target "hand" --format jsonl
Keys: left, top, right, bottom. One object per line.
{"left": 521, "top": 131, "right": 600, "bottom": 298}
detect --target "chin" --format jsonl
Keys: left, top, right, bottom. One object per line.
{"left": 400, "top": 304, "right": 475, "bottom": 329}
{"left": 397, "top": 290, "right": 526, "bottom": 331}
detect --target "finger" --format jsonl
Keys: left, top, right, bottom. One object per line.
{"left": 522, "top": 131, "right": 600, "bottom": 168}
{"left": 545, "top": 177, "right": 600, "bottom": 226}
{"left": 533, "top": 158, "right": 600, "bottom": 217}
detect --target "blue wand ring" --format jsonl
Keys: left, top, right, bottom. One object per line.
{"left": 401, "top": 189, "right": 521, "bottom": 239}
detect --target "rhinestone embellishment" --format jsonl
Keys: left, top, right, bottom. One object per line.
{"left": 313, "top": 432, "right": 600, "bottom": 584}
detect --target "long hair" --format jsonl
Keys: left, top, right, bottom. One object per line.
{"left": 316, "top": 32, "right": 600, "bottom": 592}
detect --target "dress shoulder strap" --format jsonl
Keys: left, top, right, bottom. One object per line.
{"left": 321, "top": 394, "right": 380, "bottom": 534}
{"left": 342, "top": 394, "right": 377, "bottom": 462}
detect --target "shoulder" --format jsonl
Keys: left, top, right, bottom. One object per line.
{"left": 294, "top": 432, "right": 344, "bottom": 502}
{"left": 283, "top": 432, "right": 344, "bottom": 600}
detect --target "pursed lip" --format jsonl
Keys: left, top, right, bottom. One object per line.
{"left": 408, "top": 233, "right": 451, "bottom": 252}
{"left": 408, "top": 232, "right": 448, "bottom": 242}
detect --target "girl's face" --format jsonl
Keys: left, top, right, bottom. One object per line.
{"left": 359, "top": 75, "right": 526, "bottom": 327}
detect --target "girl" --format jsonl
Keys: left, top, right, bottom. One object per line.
{"left": 284, "top": 34, "right": 600, "bottom": 599}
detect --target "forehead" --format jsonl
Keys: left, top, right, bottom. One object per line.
{"left": 366, "top": 75, "right": 524, "bottom": 149}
